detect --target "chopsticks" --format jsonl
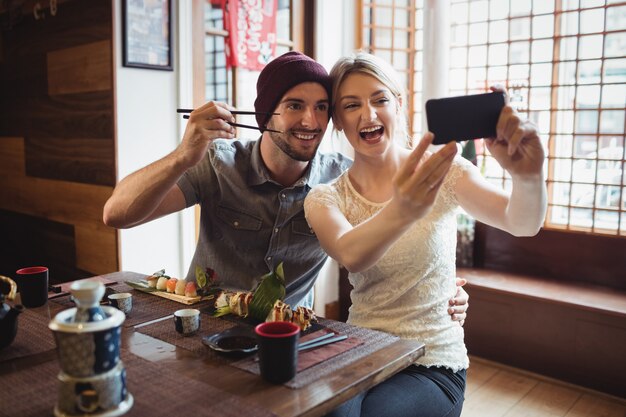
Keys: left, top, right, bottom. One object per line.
{"left": 177, "top": 108, "right": 282, "bottom": 134}
{"left": 177, "top": 108, "right": 279, "bottom": 116}
{"left": 298, "top": 333, "right": 348, "bottom": 351}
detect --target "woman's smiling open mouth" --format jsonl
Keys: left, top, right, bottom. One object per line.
{"left": 359, "top": 125, "right": 384, "bottom": 141}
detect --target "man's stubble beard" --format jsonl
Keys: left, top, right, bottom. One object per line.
{"left": 266, "top": 122, "right": 322, "bottom": 162}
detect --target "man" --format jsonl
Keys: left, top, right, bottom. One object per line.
{"left": 103, "top": 51, "right": 468, "bottom": 317}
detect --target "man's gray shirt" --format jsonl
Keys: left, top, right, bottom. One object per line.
{"left": 177, "top": 138, "right": 351, "bottom": 307}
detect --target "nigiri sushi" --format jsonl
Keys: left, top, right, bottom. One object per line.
{"left": 184, "top": 282, "right": 197, "bottom": 297}
{"left": 146, "top": 275, "right": 159, "bottom": 288}
{"left": 166, "top": 278, "right": 178, "bottom": 293}
{"left": 175, "top": 279, "right": 186, "bottom": 296}
{"left": 156, "top": 276, "right": 169, "bottom": 290}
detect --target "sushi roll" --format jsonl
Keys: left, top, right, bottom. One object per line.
{"left": 156, "top": 276, "right": 169, "bottom": 291}
{"left": 166, "top": 278, "right": 178, "bottom": 293}
{"left": 175, "top": 279, "right": 186, "bottom": 296}
{"left": 184, "top": 282, "right": 197, "bottom": 297}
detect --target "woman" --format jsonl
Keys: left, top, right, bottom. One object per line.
{"left": 304, "top": 53, "right": 546, "bottom": 417}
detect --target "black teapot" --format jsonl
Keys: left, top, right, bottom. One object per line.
{"left": 0, "top": 275, "right": 24, "bottom": 350}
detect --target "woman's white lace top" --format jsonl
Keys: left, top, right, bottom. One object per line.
{"left": 304, "top": 156, "right": 473, "bottom": 372}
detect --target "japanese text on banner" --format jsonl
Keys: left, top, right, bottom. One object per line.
{"left": 223, "top": 0, "right": 277, "bottom": 70}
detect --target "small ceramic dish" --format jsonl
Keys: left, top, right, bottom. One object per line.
{"left": 202, "top": 325, "right": 258, "bottom": 354}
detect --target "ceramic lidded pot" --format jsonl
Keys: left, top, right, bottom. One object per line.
{"left": 49, "top": 281, "right": 133, "bottom": 416}
{"left": 0, "top": 275, "right": 24, "bottom": 351}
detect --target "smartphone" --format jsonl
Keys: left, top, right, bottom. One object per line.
{"left": 425, "top": 92, "right": 506, "bottom": 145}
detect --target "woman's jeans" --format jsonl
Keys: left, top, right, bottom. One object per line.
{"left": 326, "top": 365, "right": 466, "bottom": 417}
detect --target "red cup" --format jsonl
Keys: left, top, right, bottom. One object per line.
{"left": 255, "top": 321, "right": 300, "bottom": 383}
{"left": 15, "top": 266, "right": 49, "bottom": 308}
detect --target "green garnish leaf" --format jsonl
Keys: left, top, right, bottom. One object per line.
{"left": 248, "top": 262, "right": 286, "bottom": 322}
{"left": 196, "top": 265, "right": 207, "bottom": 289}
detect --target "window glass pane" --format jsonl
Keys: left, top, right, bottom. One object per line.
{"left": 532, "top": 15, "right": 554, "bottom": 39}
{"left": 562, "top": 0, "right": 580, "bottom": 11}
{"left": 488, "top": 44, "right": 508, "bottom": 66}
{"left": 469, "top": 0, "right": 488, "bottom": 22}
{"left": 533, "top": 0, "right": 555, "bottom": 15}
{"left": 581, "top": 0, "right": 606, "bottom": 8}
{"left": 489, "top": 20, "right": 508, "bottom": 43}
{"left": 558, "top": 61, "right": 577, "bottom": 84}
{"left": 488, "top": 65, "right": 508, "bottom": 84}
{"left": 277, "top": 1, "right": 291, "bottom": 39}
{"left": 375, "top": 28, "right": 393, "bottom": 48}
{"left": 595, "top": 210, "right": 619, "bottom": 231}
{"left": 576, "top": 110, "right": 599, "bottom": 133}
{"left": 601, "top": 84, "right": 626, "bottom": 108}
{"left": 510, "top": 17, "right": 531, "bottom": 40}
{"left": 530, "top": 63, "right": 552, "bottom": 87}
{"left": 600, "top": 110, "right": 626, "bottom": 133}
{"left": 468, "top": 45, "right": 487, "bottom": 67}
{"left": 605, "top": 33, "right": 626, "bottom": 58}
{"left": 529, "top": 87, "right": 551, "bottom": 110}
{"left": 554, "top": 135, "right": 574, "bottom": 158}
{"left": 510, "top": 41, "right": 530, "bottom": 64}
{"left": 559, "top": 36, "right": 578, "bottom": 61}
{"left": 604, "top": 58, "right": 626, "bottom": 83}
{"left": 509, "top": 64, "right": 530, "bottom": 82}
{"left": 451, "top": 2, "right": 469, "bottom": 24}
{"left": 394, "top": 7, "right": 409, "bottom": 27}
{"left": 551, "top": 182, "right": 571, "bottom": 205}
{"left": 490, "top": 1, "right": 509, "bottom": 19}
{"left": 578, "top": 60, "right": 602, "bottom": 84}
{"left": 580, "top": 8, "right": 605, "bottom": 34}
{"left": 510, "top": 0, "right": 532, "bottom": 17}
{"left": 376, "top": 6, "right": 393, "bottom": 26}
{"left": 554, "top": 159, "right": 573, "bottom": 182}
{"left": 561, "top": 11, "right": 579, "bottom": 36}
{"left": 576, "top": 85, "right": 601, "bottom": 108}
{"left": 469, "top": 22, "right": 488, "bottom": 44}
{"left": 574, "top": 135, "right": 598, "bottom": 158}
{"left": 606, "top": 5, "right": 626, "bottom": 31}
{"left": 579, "top": 35, "right": 604, "bottom": 59}
{"left": 532, "top": 39, "right": 554, "bottom": 62}
{"left": 556, "top": 110, "right": 575, "bottom": 133}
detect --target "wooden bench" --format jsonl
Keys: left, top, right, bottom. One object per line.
{"left": 458, "top": 223, "right": 626, "bottom": 399}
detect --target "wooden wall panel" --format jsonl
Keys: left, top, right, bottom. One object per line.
{"left": 25, "top": 137, "right": 115, "bottom": 185}
{"left": 48, "top": 40, "right": 112, "bottom": 95}
{"left": 0, "top": 0, "right": 117, "bottom": 281}
{"left": 75, "top": 223, "right": 117, "bottom": 275}
{"left": 1, "top": 92, "right": 114, "bottom": 142}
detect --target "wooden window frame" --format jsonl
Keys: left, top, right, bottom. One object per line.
{"left": 356, "top": 0, "right": 625, "bottom": 288}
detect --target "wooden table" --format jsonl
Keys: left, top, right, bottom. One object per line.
{"left": 0, "top": 271, "right": 425, "bottom": 417}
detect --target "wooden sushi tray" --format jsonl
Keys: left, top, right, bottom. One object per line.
{"left": 125, "top": 280, "right": 213, "bottom": 305}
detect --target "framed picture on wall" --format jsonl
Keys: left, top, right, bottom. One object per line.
{"left": 122, "top": 0, "right": 173, "bottom": 71}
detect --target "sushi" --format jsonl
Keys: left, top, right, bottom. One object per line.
{"left": 184, "top": 282, "right": 197, "bottom": 297}
{"left": 166, "top": 278, "right": 178, "bottom": 293}
{"left": 146, "top": 275, "right": 159, "bottom": 288}
{"left": 156, "top": 276, "right": 169, "bottom": 291}
{"left": 175, "top": 279, "right": 186, "bottom": 296}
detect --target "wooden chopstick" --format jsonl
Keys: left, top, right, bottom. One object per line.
{"left": 177, "top": 108, "right": 279, "bottom": 115}
{"left": 182, "top": 114, "right": 282, "bottom": 134}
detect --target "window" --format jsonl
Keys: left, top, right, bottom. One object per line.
{"left": 360, "top": 0, "right": 626, "bottom": 236}
{"left": 200, "top": 0, "right": 305, "bottom": 139}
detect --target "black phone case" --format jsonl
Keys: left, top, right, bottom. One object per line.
{"left": 426, "top": 92, "right": 506, "bottom": 145}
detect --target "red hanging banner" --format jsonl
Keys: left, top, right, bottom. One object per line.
{"left": 223, "top": 0, "right": 278, "bottom": 71}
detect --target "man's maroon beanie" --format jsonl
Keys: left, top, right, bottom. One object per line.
{"left": 254, "top": 51, "right": 331, "bottom": 129}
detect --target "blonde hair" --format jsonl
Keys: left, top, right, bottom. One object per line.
{"left": 329, "top": 52, "right": 411, "bottom": 148}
